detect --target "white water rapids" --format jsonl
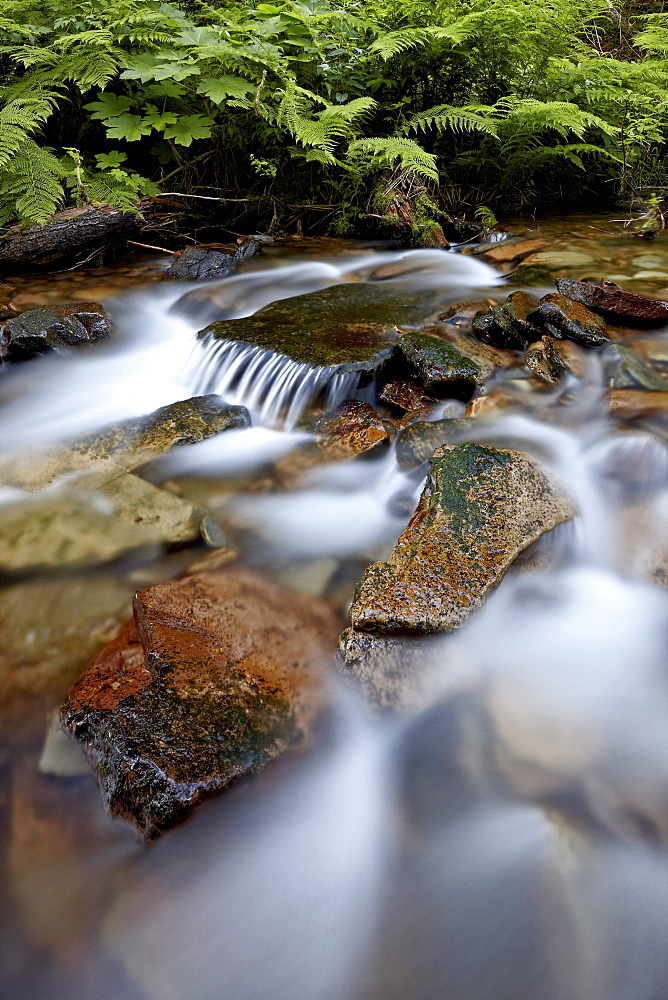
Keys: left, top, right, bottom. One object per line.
{"left": 2, "top": 244, "right": 668, "bottom": 1000}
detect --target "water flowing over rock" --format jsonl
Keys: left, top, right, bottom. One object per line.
{"left": 60, "top": 568, "right": 340, "bottom": 839}
{"left": 274, "top": 400, "right": 389, "bottom": 485}
{"left": 603, "top": 344, "right": 668, "bottom": 391}
{"left": 0, "top": 302, "right": 111, "bottom": 360}
{"left": 349, "top": 443, "right": 574, "bottom": 634}
{"left": 337, "top": 627, "right": 436, "bottom": 711}
{"left": 0, "top": 395, "right": 250, "bottom": 491}
{"left": 555, "top": 277, "right": 668, "bottom": 325}
{"left": 190, "top": 336, "right": 364, "bottom": 429}
{"left": 196, "top": 281, "right": 440, "bottom": 369}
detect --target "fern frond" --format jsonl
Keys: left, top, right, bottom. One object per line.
{"left": 370, "top": 19, "right": 481, "bottom": 60}
{"left": 404, "top": 103, "right": 499, "bottom": 137}
{"left": 0, "top": 140, "right": 64, "bottom": 225}
{"left": 346, "top": 137, "right": 438, "bottom": 182}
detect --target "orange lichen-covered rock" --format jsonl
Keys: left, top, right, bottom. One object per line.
{"left": 61, "top": 568, "right": 340, "bottom": 839}
{"left": 349, "top": 443, "right": 574, "bottom": 635}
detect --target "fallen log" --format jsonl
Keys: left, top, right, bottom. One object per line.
{"left": 0, "top": 201, "right": 155, "bottom": 270}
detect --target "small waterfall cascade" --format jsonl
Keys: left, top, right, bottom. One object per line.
{"left": 188, "top": 333, "right": 367, "bottom": 429}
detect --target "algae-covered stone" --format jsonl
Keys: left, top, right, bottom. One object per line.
{"left": 61, "top": 568, "right": 339, "bottom": 838}
{"left": 0, "top": 471, "right": 204, "bottom": 572}
{"left": 198, "top": 282, "right": 444, "bottom": 371}
{"left": 395, "top": 417, "right": 476, "bottom": 470}
{"left": 349, "top": 443, "right": 574, "bottom": 634}
{"left": 533, "top": 293, "right": 608, "bottom": 347}
{"left": 397, "top": 332, "right": 483, "bottom": 393}
{"left": 0, "top": 396, "right": 249, "bottom": 491}
{"left": 0, "top": 302, "right": 111, "bottom": 360}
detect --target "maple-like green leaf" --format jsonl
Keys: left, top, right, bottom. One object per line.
{"left": 141, "top": 106, "right": 179, "bottom": 130}
{"left": 104, "top": 113, "right": 153, "bottom": 141}
{"left": 94, "top": 150, "right": 127, "bottom": 169}
{"left": 121, "top": 54, "right": 200, "bottom": 83}
{"left": 196, "top": 75, "right": 256, "bottom": 105}
{"left": 84, "top": 92, "right": 134, "bottom": 121}
{"left": 162, "top": 114, "right": 215, "bottom": 146}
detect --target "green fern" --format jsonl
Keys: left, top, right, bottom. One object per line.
{"left": 347, "top": 137, "right": 438, "bottom": 182}
{"left": 0, "top": 141, "right": 65, "bottom": 225}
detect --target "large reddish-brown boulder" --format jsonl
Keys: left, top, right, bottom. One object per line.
{"left": 61, "top": 568, "right": 340, "bottom": 839}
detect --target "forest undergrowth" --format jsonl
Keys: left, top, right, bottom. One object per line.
{"left": 1, "top": 0, "right": 668, "bottom": 235}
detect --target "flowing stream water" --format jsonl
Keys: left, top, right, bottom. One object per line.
{"left": 2, "top": 220, "right": 668, "bottom": 1000}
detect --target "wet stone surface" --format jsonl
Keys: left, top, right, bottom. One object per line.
{"left": 0, "top": 395, "right": 249, "bottom": 492}
{"left": 532, "top": 293, "right": 609, "bottom": 347}
{"left": 349, "top": 443, "right": 574, "bottom": 634}
{"left": 555, "top": 278, "right": 668, "bottom": 325}
{"left": 198, "top": 282, "right": 444, "bottom": 371}
{"left": 161, "top": 238, "right": 265, "bottom": 282}
{"left": 0, "top": 302, "right": 112, "bottom": 361}
{"left": 397, "top": 332, "right": 483, "bottom": 394}
{"left": 61, "top": 568, "right": 340, "bottom": 839}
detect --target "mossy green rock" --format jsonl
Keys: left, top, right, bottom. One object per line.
{"left": 61, "top": 568, "right": 339, "bottom": 839}
{"left": 349, "top": 443, "right": 574, "bottom": 634}
{"left": 199, "top": 282, "right": 443, "bottom": 371}
{"left": 397, "top": 332, "right": 483, "bottom": 391}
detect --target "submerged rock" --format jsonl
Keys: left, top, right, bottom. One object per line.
{"left": 555, "top": 278, "right": 668, "bottom": 325}
{"left": 477, "top": 238, "right": 549, "bottom": 264}
{"left": 0, "top": 573, "right": 135, "bottom": 702}
{"left": 198, "top": 282, "right": 442, "bottom": 372}
{"left": 532, "top": 293, "right": 608, "bottom": 347}
{"left": 0, "top": 471, "right": 204, "bottom": 572}
{"left": 161, "top": 237, "right": 266, "bottom": 281}
{"left": 608, "top": 390, "right": 668, "bottom": 420}
{"left": 603, "top": 344, "right": 668, "bottom": 391}
{"left": 337, "top": 627, "right": 436, "bottom": 712}
{"left": 0, "top": 395, "right": 249, "bottom": 491}
{"left": 0, "top": 302, "right": 111, "bottom": 360}
{"left": 397, "top": 332, "right": 483, "bottom": 394}
{"left": 61, "top": 568, "right": 339, "bottom": 838}
{"left": 349, "top": 443, "right": 573, "bottom": 634}
{"left": 395, "top": 417, "right": 476, "bottom": 470}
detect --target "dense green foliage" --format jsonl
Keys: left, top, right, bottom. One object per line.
{"left": 1, "top": 0, "right": 668, "bottom": 229}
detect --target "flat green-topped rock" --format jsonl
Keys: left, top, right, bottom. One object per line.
{"left": 199, "top": 282, "right": 443, "bottom": 370}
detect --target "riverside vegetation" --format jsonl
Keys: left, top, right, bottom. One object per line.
{"left": 2, "top": 0, "right": 668, "bottom": 235}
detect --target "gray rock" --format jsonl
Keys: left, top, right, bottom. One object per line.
{"left": 0, "top": 302, "right": 111, "bottom": 360}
